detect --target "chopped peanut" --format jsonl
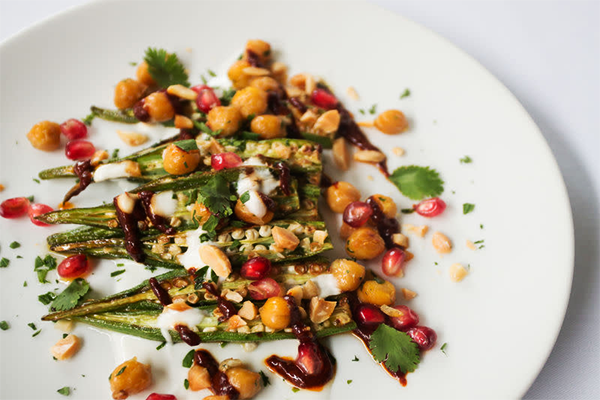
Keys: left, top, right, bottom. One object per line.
{"left": 346, "top": 86, "right": 359, "bottom": 100}
{"left": 238, "top": 301, "right": 258, "bottom": 320}
{"left": 402, "top": 224, "right": 429, "bottom": 238}
{"left": 405, "top": 250, "right": 414, "bottom": 262}
{"left": 50, "top": 334, "right": 81, "bottom": 360}
{"left": 332, "top": 137, "right": 350, "bottom": 171}
{"left": 290, "top": 73, "right": 307, "bottom": 89}
{"left": 301, "top": 280, "right": 319, "bottom": 299}
{"left": 54, "top": 320, "right": 74, "bottom": 333}
{"left": 242, "top": 66, "right": 271, "bottom": 76}
{"left": 91, "top": 150, "right": 109, "bottom": 166}
{"left": 309, "top": 297, "right": 336, "bottom": 324}
{"left": 227, "top": 315, "right": 247, "bottom": 331}
{"left": 199, "top": 245, "right": 232, "bottom": 277}
{"left": 466, "top": 240, "right": 477, "bottom": 250}
{"left": 271, "top": 226, "right": 299, "bottom": 250}
{"left": 380, "top": 304, "right": 403, "bottom": 318}
{"left": 392, "top": 233, "right": 409, "bottom": 248}
{"left": 401, "top": 288, "right": 417, "bottom": 300}
{"left": 313, "top": 230, "right": 328, "bottom": 244}
{"left": 123, "top": 160, "right": 142, "bottom": 177}
{"left": 313, "top": 110, "right": 340, "bottom": 134}
{"left": 167, "top": 84, "right": 198, "bottom": 100}
{"left": 188, "top": 364, "right": 212, "bottom": 391}
{"left": 116, "top": 130, "right": 148, "bottom": 147}
{"left": 0, "top": 184, "right": 4, "bottom": 191}
{"left": 357, "top": 121, "right": 374, "bottom": 128}
{"left": 449, "top": 263, "right": 468, "bottom": 282}
{"left": 432, "top": 231, "right": 452, "bottom": 254}
{"left": 392, "top": 147, "right": 405, "bottom": 156}
{"left": 223, "top": 289, "right": 244, "bottom": 303}
{"left": 115, "top": 192, "right": 136, "bottom": 214}
{"left": 175, "top": 115, "right": 194, "bottom": 129}
{"left": 353, "top": 150, "right": 386, "bottom": 163}
{"left": 166, "top": 300, "right": 191, "bottom": 312}
{"left": 286, "top": 286, "right": 303, "bottom": 305}
{"left": 304, "top": 74, "right": 316, "bottom": 94}
{"left": 300, "top": 109, "right": 318, "bottom": 126}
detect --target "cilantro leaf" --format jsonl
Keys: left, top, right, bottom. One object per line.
{"left": 463, "top": 203, "right": 475, "bottom": 214}
{"left": 144, "top": 48, "right": 189, "bottom": 88}
{"left": 183, "top": 379, "right": 189, "bottom": 390}
{"left": 0, "top": 321, "right": 9, "bottom": 330}
{"left": 38, "top": 292, "right": 57, "bottom": 305}
{"left": 389, "top": 166, "right": 444, "bottom": 200}
{"left": 400, "top": 88, "right": 411, "bottom": 99}
{"left": 441, "top": 342, "right": 448, "bottom": 355}
{"left": 240, "top": 191, "right": 250, "bottom": 204}
{"left": 369, "top": 324, "right": 420, "bottom": 374}
{"left": 9, "top": 241, "right": 20, "bottom": 249}
{"left": 198, "top": 175, "right": 234, "bottom": 217}
{"left": 57, "top": 387, "right": 70, "bottom": 396}
{"left": 51, "top": 279, "right": 90, "bottom": 311}
{"left": 182, "top": 349, "right": 195, "bottom": 368}
{"left": 0, "top": 258, "right": 9, "bottom": 268}
{"left": 259, "top": 371, "right": 271, "bottom": 387}
{"left": 459, "top": 155, "right": 472, "bottom": 164}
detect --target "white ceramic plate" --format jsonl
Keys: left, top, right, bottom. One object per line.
{"left": 0, "top": 1, "right": 573, "bottom": 399}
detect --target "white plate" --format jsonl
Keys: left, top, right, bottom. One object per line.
{"left": 0, "top": 1, "right": 573, "bottom": 399}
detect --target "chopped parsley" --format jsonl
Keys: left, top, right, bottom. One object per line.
{"left": 50, "top": 278, "right": 90, "bottom": 311}
{"left": 32, "top": 329, "right": 42, "bottom": 337}
{"left": 463, "top": 203, "right": 475, "bottom": 215}
{"left": 111, "top": 148, "right": 120, "bottom": 159}
{"left": 358, "top": 109, "right": 365, "bottom": 115}
{"left": 32, "top": 178, "right": 40, "bottom": 184}
{"left": 369, "top": 324, "right": 420, "bottom": 374}
{"left": 129, "top": 61, "right": 138, "bottom": 66}
{"left": 352, "top": 355, "right": 359, "bottom": 362}
{"left": 460, "top": 155, "right": 473, "bottom": 164}
{"left": 184, "top": 379, "right": 189, "bottom": 390}
{"left": 57, "top": 387, "right": 70, "bottom": 396}
{"left": 110, "top": 270, "right": 126, "bottom": 278}
{"left": 400, "top": 88, "right": 411, "bottom": 99}
{"left": 240, "top": 191, "right": 250, "bottom": 204}
{"left": 347, "top": 379, "right": 353, "bottom": 384}
{"left": 156, "top": 341, "right": 166, "bottom": 351}
{"left": 441, "top": 342, "right": 448, "bottom": 355}
{"left": 116, "top": 366, "right": 127, "bottom": 376}
{"left": 0, "top": 321, "right": 9, "bottom": 330}
{"left": 400, "top": 208, "right": 415, "bottom": 214}
{"left": 144, "top": 47, "right": 189, "bottom": 87}
{"left": 23, "top": 281, "right": 27, "bottom": 287}
{"left": 368, "top": 104, "right": 377, "bottom": 115}
{"left": 34, "top": 255, "right": 58, "bottom": 284}
{"left": 9, "top": 241, "right": 20, "bottom": 249}
{"left": 26, "top": 195, "right": 34, "bottom": 202}
{"left": 0, "top": 258, "right": 9, "bottom": 268}
{"left": 207, "top": 69, "right": 217, "bottom": 77}
{"left": 38, "top": 292, "right": 57, "bottom": 305}
{"left": 27, "top": 322, "right": 37, "bottom": 330}
{"left": 389, "top": 166, "right": 444, "bottom": 200}
{"left": 193, "top": 120, "right": 221, "bottom": 137}
{"left": 292, "top": 387, "right": 300, "bottom": 393}
{"left": 259, "top": 371, "right": 271, "bottom": 387}
{"left": 480, "top": 224, "right": 484, "bottom": 229}
{"left": 182, "top": 349, "right": 195, "bottom": 368}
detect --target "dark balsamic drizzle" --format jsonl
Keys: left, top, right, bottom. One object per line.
{"left": 113, "top": 195, "right": 145, "bottom": 263}
{"left": 288, "top": 97, "right": 307, "bottom": 114}
{"left": 246, "top": 49, "right": 265, "bottom": 69}
{"left": 195, "top": 349, "right": 240, "bottom": 399}
{"left": 138, "top": 191, "right": 176, "bottom": 234}
{"left": 148, "top": 277, "right": 172, "bottom": 306}
{"left": 274, "top": 162, "right": 291, "bottom": 196}
{"left": 257, "top": 192, "right": 276, "bottom": 212}
{"left": 179, "top": 129, "right": 196, "bottom": 140}
{"left": 133, "top": 98, "right": 150, "bottom": 122}
{"left": 202, "top": 282, "right": 237, "bottom": 323}
{"left": 366, "top": 195, "right": 400, "bottom": 248}
{"left": 63, "top": 160, "right": 95, "bottom": 203}
{"left": 175, "top": 324, "right": 201, "bottom": 346}
{"left": 319, "top": 173, "right": 333, "bottom": 189}
{"left": 267, "top": 91, "right": 290, "bottom": 116}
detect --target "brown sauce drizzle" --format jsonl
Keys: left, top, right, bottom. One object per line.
{"left": 148, "top": 277, "right": 172, "bottom": 306}
{"left": 179, "top": 129, "right": 196, "bottom": 140}
{"left": 63, "top": 160, "right": 95, "bottom": 203}
{"left": 246, "top": 49, "right": 265, "bottom": 69}
{"left": 175, "top": 324, "right": 201, "bottom": 346}
{"left": 289, "top": 97, "right": 307, "bottom": 114}
{"left": 267, "top": 91, "right": 290, "bottom": 115}
{"left": 257, "top": 192, "right": 276, "bottom": 212}
{"left": 195, "top": 349, "right": 240, "bottom": 399}
{"left": 366, "top": 195, "right": 400, "bottom": 248}
{"left": 265, "top": 295, "right": 335, "bottom": 390}
{"left": 138, "top": 191, "right": 176, "bottom": 234}
{"left": 274, "top": 162, "right": 291, "bottom": 196}
{"left": 319, "top": 173, "right": 333, "bottom": 188}
{"left": 113, "top": 195, "right": 145, "bottom": 263}
{"left": 133, "top": 99, "right": 150, "bottom": 122}
{"left": 202, "top": 282, "right": 237, "bottom": 323}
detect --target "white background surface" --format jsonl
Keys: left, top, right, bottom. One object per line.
{"left": 0, "top": 0, "right": 597, "bottom": 399}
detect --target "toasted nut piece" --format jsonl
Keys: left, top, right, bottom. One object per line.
{"left": 188, "top": 364, "right": 212, "bottom": 391}
{"left": 466, "top": 240, "right": 477, "bottom": 250}
{"left": 271, "top": 62, "right": 287, "bottom": 83}
{"left": 380, "top": 304, "right": 404, "bottom": 318}
{"left": 287, "top": 286, "right": 304, "bottom": 305}
{"left": 392, "top": 233, "right": 409, "bottom": 248}
{"left": 405, "top": 250, "right": 414, "bottom": 262}
{"left": 242, "top": 342, "right": 258, "bottom": 352}
{"left": 234, "top": 199, "right": 274, "bottom": 225}
{"left": 242, "top": 66, "right": 271, "bottom": 76}
{"left": 304, "top": 74, "right": 316, "bottom": 95}
{"left": 116, "top": 192, "right": 136, "bottom": 214}
{"left": 54, "top": 320, "right": 74, "bottom": 333}
{"left": 354, "top": 150, "right": 386, "bottom": 163}
{"left": 301, "top": 280, "right": 319, "bottom": 299}
{"left": 309, "top": 297, "right": 336, "bottom": 324}
{"left": 392, "top": 147, "right": 405, "bottom": 156}
{"left": 271, "top": 226, "right": 299, "bottom": 251}
{"left": 166, "top": 300, "right": 191, "bottom": 312}
{"left": 449, "top": 263, "right": 468, "bottom": 282}
{"left": 313, "top": 230, "right": 328, "bottom": 245}
{"left": 50, "top": 334, "right": 81, "bottom": 360}
{"left": 299, "top": 109, "right": 319, "bottom": 127}
{"left": 91, "top": 150, "right": 109, "bottom": 166}
{"left": 313, "top": 110, "right": 340, "bottom": 134}
{"left": 223, "top": 289, "right": 244, "bottom": 303}
{"left": 332, "top": 137, "right": 350, "bottom": 171}
{"left": 0, "top": 184, "right": 4, "bottom": 192}
{"left": 402, "top": 224, "right": 429, "bottom": 238}
{"left": 346, "top": 86, "right": 359, "bottom": 100}
{"left": 357, "top": 121, "right": 374, "bottom": 128}
{"left": 122, "top": 160, "right": 142, "bottom": 178}
{"left": 401, "top": 288, "right": 417, "bottom": 300}
{"left": 238, "top": 301, "right": 258, "bottom": 320}
{"left": 167, "top": 84, "right": 198, "bottom": 100}
{"left": 109, "top": 357, "right": 152, "bottom": 400}
{"left": 227, "top": 315, "right": 248, "bottom": 331}
{"left": 175, "top": 115, "right": 194, "bottom": 129}
{"left": 199, "top": 245, "right": 232, "bottom": 277}
{"left": 203, "top": 396, "right": 229, "bottom": 400}
{"left": 290, "top": 73, "right": 307, "bottom": 89}
{"left": 432, "top": 231, "right": 452, "bottom": 254}
{"left": 117, "top": 130, "right": 148, "bottom": 147}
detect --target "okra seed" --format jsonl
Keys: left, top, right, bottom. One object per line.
{"left": 173, "top": 278, "right": 188, "bottom": 288}
{"left": 187, "top": 294, "right": 199, "bottom": 304}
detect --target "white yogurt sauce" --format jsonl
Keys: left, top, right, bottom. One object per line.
{"left": 177, "top": 226, "right": 213, "bottom": 272}
{"left": 244, "top": 190, "right": 267, "bottom": 218}
{"left": 156, "top": 307, "right": 206, "bottom": 344}
{"left": 150, "top": 191, "right": 178, "bottom": 218}
{"left": 94, "top": 162, "right": 135, "bottom": 182}
{"left": 311, "top": 274, "right": 342, "bottom": 298}
{"left": 236, "top": 167, "right": 279, "bottom": 197}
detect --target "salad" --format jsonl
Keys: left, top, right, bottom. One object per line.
{"left": 0, "top": 40, "right": 455, "bottom": 400}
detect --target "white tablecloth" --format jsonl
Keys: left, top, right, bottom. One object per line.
{"left": 1, "top": 1, "right": 598, "bottom": 398}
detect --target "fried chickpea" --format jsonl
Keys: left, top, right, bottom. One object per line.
{"left": 260, "top": 296, "right": 291, "bottom": 330}
{"left": 234, "top": 199, "right": 274, "bottom": 225}
{"left": 114, "top": 79, "right": 146, "bottom": 110}
{"left": 207, "top": 106, "right": 243, "bottom": 137}
{"left": 109, "top": 357, "right": 152, "bottom": 400}
{"left": 162, "top": 143, "right": 200, "bottom": 175}
{"left": 136, "top": 61, "right": 156, "bottom": 86}
{"left": 250, "top": 115, "right": 285, "bottom": 139}
{"left": 340, "top": 222, "right": 357, "bottom": 240}
{"left": 374, "top": 109, "right": 408, "bottom": 134}
{"left": 249, "top": 76, "right": 280, "bottom": 92}
{"left": 370, "top": 194, "right": 397, "bottom": 218}
{"left": 27, "top": 121, "right": 61, "bottom": 151}
{"left": 325, "top": 181, "right": 361, "bottom": 213}
{"left": 231, "top": 87, "right": 268, "bottom": 118}
{"left": 245, "top": 39, "right": 271, "bottom": 64}
{"left": 228, "top": 60, "right": 253, "bottom": 89}
{"left": 144, "top": 92, "right": 175, "bottom": 122}
{"left": 225, "top": 367, "right": 263, "bottom": 399}
{"left": 331, "top": 259, "right": 366, "bottom": 292}
{"left": 346, "top": 227, "right": 385, "bottom": 260}
{"left": 357, "top": 279, "right": 396, "bottom": 306}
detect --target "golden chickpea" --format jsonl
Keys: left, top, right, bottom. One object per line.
{"left": 109, "top": 357, "right": 152, "bottom": 400}
{"left": 144, "top": 92, "right": 175, "bottom": 122}
{"left": 374, "top": 109, "right": 408, "bottom": 134}
{"left": 162, "top": 143, "right": 200, "bottom": 175}
{"left": 234, "top": 199, "right": 274, "bottom": 225}
{"left": 346, "top": 227, "right": 385, "bottom": 260}
{"left": 231, "top": 87, "right": 268, "bottom": 118}
{"left": 245, "top": 39, "right": 271, "bottom": 63}
{"left": 249, "top": 76, "right": 280, "bottom": 92}
{"left": 250, "top": 115, "right": 285, "bottom": 139}
{"left": 357, "top": 279, "right": 396, "bottom": 306}
{"left": 325, "top": 181, "right": 361, "bottom": 213}
{"left": 27, "top": 121, "right": 61, "bottom": 151}
{"left": 370, "top": 194, "right": 397, "bottom": 218}
{"left": 114, "top": 79, "right": 146, "bottom": 110}
{"left": 189, "top": 202, "right": 211, "bottom": 225}
{"left": 228, "top": 60, "right": 253, "bottom": 89}
{"left": 330, "top": 259, "right": 366, "bottom": 292}
{"left": 225, "top": 367, "right": 262, "bottom": 399}
{"left": 207, "top": 106, "right": 243, "bottom": 137}
{"left": 136, "top": 61, "right": 156, "bottom": 86}
{"left": 260, "top": 296, "right": 291, "bottom": 330}
{"left": 339, "top": 222, "right": 357, "bottom": 240}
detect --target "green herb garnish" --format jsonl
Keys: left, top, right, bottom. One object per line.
{"left": 0, "top": 321, "right": 9, "bottom": 330}
{"left": 144, "top": 48, "right": 189, "bottom": 87}
{"left": 50, "top": 278, "right": 90, "bottom": 311}
{"left": 459, "top": 155, "right": 472, "bottom": 164}
{"left": 369, "top": 324, "right": 420, "bottom": 374}
{"left": 182, "top": 349, "right": 195, "bottom": 368}
{"left": 9, "top": 241, "right": 20, "bottom": 249}
{"left": 463, "top": 203, "right": 475, "bottom": 214}
{"left": 400, "top": 88, "right": 411, "bottom": 99}
{"left": 57, "top": 387, "right": 70, "bottom": 396}
{"left": 389, "top": 166, "right": 444, "bottom": 200}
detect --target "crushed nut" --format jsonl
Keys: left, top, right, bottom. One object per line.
{"left": 227, "top": 315, "right": 247, "bottom": 331}
{"left": 312, "top": 110, "right": 340, "bottom": 134}
{"left": 313, "top": 230, "right": 328, "bottom": 244}
{"left": 117, "top": 130, "right": 149, "bottom": 147}
{"left": 332, "top": 137, "right": 350, "bottom": 171}
{"left": 271, "top": 226, "right": 299, "bottom": 251}
{"left": 392, "top": 233, "right": 409, "bottom": 248}
{"left": 449, "top": 263, "right": 468, "bottom": 282}
{"left": 198, "top": 245, "right": 232, "bottom": 277}
{"left": 309, "top": 297, "right": 336, "bottom": 324}
{"left": 238, "top": 301, "right": 258, "bottom": 320}
{"left": 392, "top": 147, "right": 405, "bottom": 156}
{"left": 466, "top": 240, "right": 476, "bottom": 250}
{"left": 304, "top": 74, "right": 316, "bottom": 95}
{"left": 54, "top": 320, "right": 74, "bottom": 333}
{"left": 405, "top": 250, "right": 414, "bottom": 261}
{"left": 241, "top": 342, "right": 258, "bottom": 352}
{"left": 223, "top": 289, "right": 244, "bottom": 303}
{"left": 299, "top": 109, "right": 319, "bottom": 126}
{"left": 380, "top": 304, "right": 403, "bottom": 318}
{"left": 0, "top": 184, "right": 4, "bottom": 192}
{"left": 346, "top": 86, "right": 359, "bottom": 100}
{"left": 287, "top": 286, "right": 303, "bottom": 305}
{"left": 353, "top": 150, "right": 386, "bottom": 163}
{"left": 115, "top": 192, "right": 136, "bottom": 214}
{"left": 167, "top": 84, "right": 198, "bottom": 100}
{"left": 301, "top": 280, "right": 319, "bottom": 299}
{"left": 357, "top": 121, "right": 374, "bottom": 128}
{"left": 402, "top": 224, "right": 429, "bottom": 238}
{"left": 290, "top": 73, "right": 307, "bottom": 89}
{"left": 50, "top": 334, "right": 81, "bottom": 360}
{"left": 90, "top": 150, "right": 109, "bottom": 166}
{"left": 166, "top": 301, "right": 191, "bottom": 312}
{"left": 401, "top": 288, "right": 417, "bottom": 300}
{"left": 432, "top": 231, "right": 452, "bottom": 254}
{"left": 188, "top": 364, "right": 211, "bottom": 391}
{"left": 175, "top": 115, "right": 194, "bottom": 129}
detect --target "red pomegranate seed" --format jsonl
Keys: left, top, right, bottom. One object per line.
{"left": 192, "top": 85, "right": 221, "bottom": 113}
{"left": 310, "top": 88, "right": 338, "bottom": 109}
{"left": 57, "top": 254, "right": 90, "bottom": 279}
{"left": 60, "top": 118, "right": 88, "bottom": 140}
{"left": 407, "top": 326, "right": 437, "bottom": 351}
{"left": 241, "top": 257, "right": 272, "bottom": 280}
{"left": 343, "top": 201, "right": 373, "bottom": 228}
{"left": 296, "top": 342, "right": 322, "bottom": 376}
{"left": 387, "top": 305, "right": 419, "bottom": 331}
{"left": 248, "top": 278, "right": 283, "bottom": 300}
{"left": 0, "top": 197, "right": 30, "bottom": 219}
{"left": 146, "top": 394, "right": 177, "bottom": 400}
{"left": 354, "top": 303, "right": 385, "bottom": 328}
{"left": 413, "top": 197, "right": 446, "bottom": 217}
{"left": 381, "top": 247, "right": 406, "bottom": 277}
{"left": 211, "top": 152, "right": 243, "bottom": 170}
{"left": 65, "top": 140, "right": 96, "bottom": 160}
{"left": 28, "top": 203, "right": 54, "bottom": 226}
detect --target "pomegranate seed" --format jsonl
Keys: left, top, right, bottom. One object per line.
{"left": 343, "top": 201, "right": 373, "bottom": 228}
{"left": 65, "top": 140, "right": 96, "bottom": 160}
{"left": 60, "top": 119, "right": 87, "bottom": 140}
{"left": 146, "top": 394, "right": 177, "bottom": 400}
{"left": 381, "top": 247, "right": 406, "bottom": 277}
{"left": 354, "top": 303, "right": 385, "bottom": 328}
{"left": 387, "top": 305, "right": 419, "bottom": 331}
{"left": 192, "top": 85, "right": 221, "bottom": 113}
{"left": 211, "top": 152, "right": 243, "bottom": 170}
{"left": 297, "top": 342, "right": 323, "bottom": 376}
{"left": 241, "top": 257, "right": 272, "bottom": 280}
{"left": 407, "top": 326, "right": 437, "bottom": 351}
{"left": 413, "top": 197, "right": 446, "bottom": 217}
{"left": 248, "top": 278, "right": 283, "bottom": 300}
{"left": 0, "top": 197, "right": 30, "bottom": 219}
{"left": 310, "top": 88, "right": 338, "bottom": 109}
{"left": 57, "top": 254, "right": 90, "bottom": 279}
{"left": 28, "top": 203, "right": 54, "bottom": 226}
